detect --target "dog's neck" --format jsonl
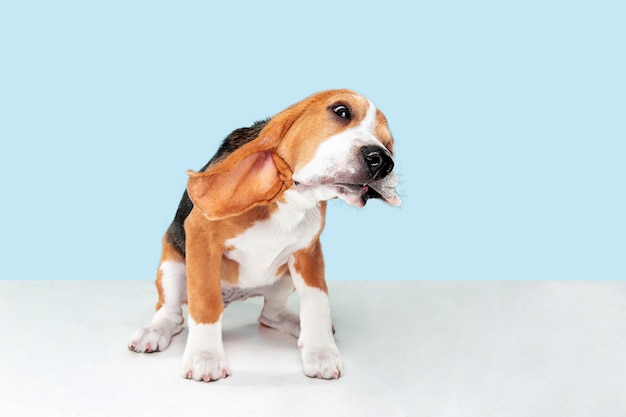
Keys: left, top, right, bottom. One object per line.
{"left": 278, "top": 186, "right": 325, "bottom": 209}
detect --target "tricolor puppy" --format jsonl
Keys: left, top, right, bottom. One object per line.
{"left": 128, "top": 89, "right": 401, "bottom": 381}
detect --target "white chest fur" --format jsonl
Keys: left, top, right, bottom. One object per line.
{"left": 223, "top": 189, "right": 323, "bottom": 288}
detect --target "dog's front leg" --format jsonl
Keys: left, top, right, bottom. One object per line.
{"left": 180, "top": 212, "right": 230, "bottom": 382}
{"left": 289, "top": 240, "right": 343, "bottom": 379}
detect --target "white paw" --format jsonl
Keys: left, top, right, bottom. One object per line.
{"left": 128, "top": 309, "right": 183, "bottom": 353}
{"left": 181, "top": 351, "right": 231, "bottom": 382}
{"left": 128, "top": 324, "right": 180, "bottom": 353}
{"left": 300, "top": 344, "right": 344, "bottom": 379}
{"left": 258, "top": 310, "right": 301, "bottom": 338}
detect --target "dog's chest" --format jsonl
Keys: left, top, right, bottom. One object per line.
{"left": 223, "top": 195, "right": 323, "bottom": 288}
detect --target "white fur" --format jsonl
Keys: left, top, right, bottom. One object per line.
{"left": 257, "top": 275, "right": 301, "bottom": 337}
{"left": 290, "top": 258, "right": 343, "bottom": 379}
{"left": 159, "top": 261, "right": 188, "bottom": 305}
{"left": 362, "top": 99, "right": 378, "bottom": 131}
{"left": 180, "top": 314, "right": 230, "bottom": 382}
{"left": 224, "top": 188, "right": 323, "bottom": 288}
{"left": 128, "top": 261, "right": 186, "bottom": 352}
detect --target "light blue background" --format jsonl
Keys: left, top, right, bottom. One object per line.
{"left": 1, "top": 1, "right": 624, "bottom": 280}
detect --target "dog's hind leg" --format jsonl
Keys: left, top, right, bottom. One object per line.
{"left": 258, "top": 274, "right": 301, "bottom": 338}
{"left": 128, "top": 239, "right": 187, "bottom": 353}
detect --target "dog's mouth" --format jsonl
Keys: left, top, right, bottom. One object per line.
{"left": 293, "top": 172, "right": 401, "bottom": 208}
{"left": 333, "top": 179, "right": 401, "bottom": 208}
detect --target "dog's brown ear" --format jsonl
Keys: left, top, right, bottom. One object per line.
{"left": 187, "top": 119, "right": 295, "bottom": 220}
{"left": 186, "top": 91, "right": 341, "bottom": 220}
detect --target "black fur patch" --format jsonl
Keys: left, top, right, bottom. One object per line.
{"left": 164, "top": 119, "right": 269, "bottom": 257}
{"left": 206, "top": 119, "right": 268, "bottom": 167}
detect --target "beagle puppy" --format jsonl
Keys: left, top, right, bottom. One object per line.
{"left": 128, "top": 89, "right": 401, "bottom": 381}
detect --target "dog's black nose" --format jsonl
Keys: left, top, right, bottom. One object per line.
{"left": 361, "top": 146, "right": 394, "bottom": 180}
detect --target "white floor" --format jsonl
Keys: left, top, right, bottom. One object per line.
{"left": 1, "top": 280, "right": 625, "bottom": 417}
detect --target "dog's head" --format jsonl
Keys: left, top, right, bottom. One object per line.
{"left": 188, "top": 89, "right": 401, "bottom": 220}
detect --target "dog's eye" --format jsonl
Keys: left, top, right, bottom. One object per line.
{"left": 332, "top": 105, "right": 351, "bottom": 120}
